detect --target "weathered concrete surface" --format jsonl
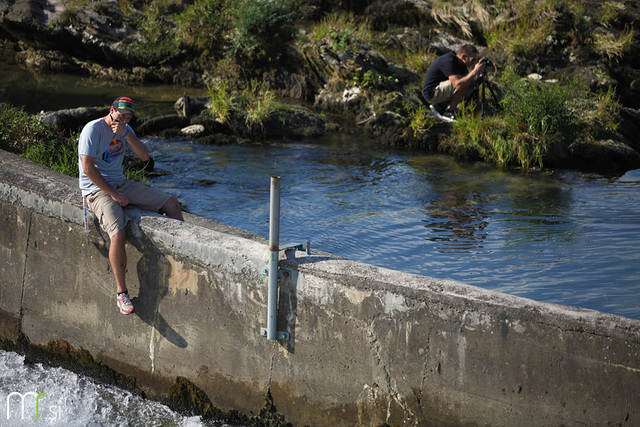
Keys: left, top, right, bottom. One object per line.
{"left": 0, "top": 149, "right": 639, "bottom": 426}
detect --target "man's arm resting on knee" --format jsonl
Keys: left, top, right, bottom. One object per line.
{"left": 125, "top": 133, "right": 150, "bottom": 162}
{"left": 81, "top": 155, "right": 129, "bottom": 207}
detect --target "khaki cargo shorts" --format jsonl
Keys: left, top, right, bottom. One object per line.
{"left": 427, "top": 80, "right": 476, "bottom": 105}
{"left": 86, "top": 180, "right": 172, "bottom": 238}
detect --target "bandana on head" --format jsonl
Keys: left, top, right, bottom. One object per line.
{"left": 113, "top": 96, "right": 136, "bottom": 113}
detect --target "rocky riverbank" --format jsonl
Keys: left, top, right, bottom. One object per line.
{"left": 2, "top": 0, "right": 640, "bottom": 173}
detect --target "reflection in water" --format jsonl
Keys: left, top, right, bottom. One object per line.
{"left": 0, "top": 56, "right": 203, "bottom": 116}
{"left": 423, "top": 190, "right": 489, "bottom": 253}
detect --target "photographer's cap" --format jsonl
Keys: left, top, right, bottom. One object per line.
{"left": 112, "top": 96, "right": 136, "bottom": 114}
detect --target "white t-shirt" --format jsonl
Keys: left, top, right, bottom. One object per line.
{"left": 78, "top": 117, "right": 134, "bottom": 196}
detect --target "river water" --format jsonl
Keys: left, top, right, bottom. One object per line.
{"left": 144, "top": 134, "right": 640, "bottom": 320}
{"left": 2, "top": 62, "right": 640, "bottom": 425}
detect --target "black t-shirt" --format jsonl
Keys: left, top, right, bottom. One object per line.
{"left": 422, "top": 51, "right": 469, "bottom": 100}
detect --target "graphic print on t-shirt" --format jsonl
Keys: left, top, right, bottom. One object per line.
{"left": 102, "top": 136, "right": 125, "bottom": 163}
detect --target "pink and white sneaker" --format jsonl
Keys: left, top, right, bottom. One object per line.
{"left": 117, "top": 292, "right": 135, "bottom": 315}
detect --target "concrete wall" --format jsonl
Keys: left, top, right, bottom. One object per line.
{"left": 1, "top": 149, "right": 639, "bottom": 426}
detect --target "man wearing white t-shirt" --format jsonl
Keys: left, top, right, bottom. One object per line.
{"left": 78, "top": 96, "right": 183, "bottom": 315}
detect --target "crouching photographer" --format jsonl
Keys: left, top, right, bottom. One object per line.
{"left": 421, "top": 44, "right": 487, "bottom": 122}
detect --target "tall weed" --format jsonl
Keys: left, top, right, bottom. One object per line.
{"left": 229, "top": 0, "right": 299, "bottom": 58}
{"left": 311, "top": 14, "right": 371, "bottom": 53}
{"left": 23, "top": 134, "right": 79, "bottom": 177}
{"left": 175, "top": 0, "right": 227, "bottom": 53}
{"left": 207, "top": 80, "right": 236, "bottom": 122}
{"left": 207, "top": 80, "right": 283, "bottom": 135}
{"left": 499, "top": 71, "right": 575, "bottom": 136}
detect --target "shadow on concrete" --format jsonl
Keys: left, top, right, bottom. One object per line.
{"left": 278, "top": 253, "right": 347, "bottom": 354}
{"left": 128, "top": 231, "right": 188, "bottom": 348}
{"left": 92, "top": 218, "right": 188, "bottom": 348}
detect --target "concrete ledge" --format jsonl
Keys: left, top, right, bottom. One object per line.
{"left": 1, "top": 149, "right": 639, "bottom": 426}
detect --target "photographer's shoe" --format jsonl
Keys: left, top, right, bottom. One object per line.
{"left": 429, "top": 104, "right": 457, "bottom": 123}
{"left": 442, "top": 107, "right": 457, "bottom": 123}
{"left": 429, "top": 104, "right": 445, "bottom": 116}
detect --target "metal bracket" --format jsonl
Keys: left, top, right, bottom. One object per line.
{"left": 260, "top": 328, "right": 290, "bottom": 341}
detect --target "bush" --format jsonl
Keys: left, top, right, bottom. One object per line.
{"left": 0, "top": 103, "right": 59, "bottom": 153}
{"left": 499, "top": 72, "right": 575, "bottom": 136}
{"left": 174, "top": 0, "right": 227, "bottom": 54}
{"left": 445, "top": 65, "right": 626, "bottom": 170}
{"left": 446, "top": 69, "right": 585, "bottom": 169}
{"left": 207, "top": 80, "right": 284, "bottom": 137}
{"left": 130, "top": 0, "right": 181, "bottom": 61}
{"left": 229, "top": 0, "right": 299, "bottom": 59}
{"left": 311, "top": 14, "right": 371, "bottom": 53}
{"left": 23, "top": 135, "right": 79, "bottom": 177}
{"left": 0, "top": 102, "right": 80, "bottom": 175}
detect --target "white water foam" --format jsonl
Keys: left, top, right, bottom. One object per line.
{"left": 0, "top": 349, "right": 210, "bottom": 426}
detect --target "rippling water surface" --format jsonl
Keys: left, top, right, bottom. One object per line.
{"left": 144, "top": 134, "right": 640, "bottom": 320}
{"left": 2, "top": 64, "right": 639, "bottom": 424}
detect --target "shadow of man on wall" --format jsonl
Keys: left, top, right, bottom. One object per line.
{"left": 127, "top": 225, "right": 188, "bottom": 349}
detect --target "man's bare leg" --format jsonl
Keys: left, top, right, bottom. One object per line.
{"left": 161, "top": 197, "right": 184, "bottom": 221}
{"left": 110, "top": 229, "right": 128, "bottom": 294}
{"left": 449, "top": 88, "right": 466, "bottom": 111}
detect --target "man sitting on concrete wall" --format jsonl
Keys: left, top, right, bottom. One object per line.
{"left": 78, "top": 96, "right": 184, "bottom": 315}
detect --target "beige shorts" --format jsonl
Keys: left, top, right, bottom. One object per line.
{"left": 428, "top": 80, "right": 476, "bottom": 105}
{"left": 86, "top": 180, "right": 172, "bottom": 238}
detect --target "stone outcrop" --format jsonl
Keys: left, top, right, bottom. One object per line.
{"left": 41, "top": 100, "right": 327, "bottom": 144}
{"left": 3, "top": 0, "right": 640, "bottom": 173}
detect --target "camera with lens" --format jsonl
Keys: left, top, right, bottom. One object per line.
{"left": 479, "top": 57, "right": 492, "bottom": 66}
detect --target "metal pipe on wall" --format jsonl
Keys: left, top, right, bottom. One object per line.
{"left": 267, "top": 176, "right": 281, "bottom": 341}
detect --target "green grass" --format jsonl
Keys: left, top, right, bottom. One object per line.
{"left": 0, "top": 102, "right": 79, "bottom": 176}
{"left": 441, "top": 67, "right": 623, "bottom": 170}
{"left": 310, "top": 14, "right": 372, "bottom": 53}
{"left": 1, "top": 102, "right": 151, "bottom": 180}
{"left": 23, "top": 135, "right": 79, "bottom": 176}
{"left": 410, "top": 106, "right": 438, "bottom": 135}
{"left": 207, "top": 80, "right": 236, "bottom": 123}
{"left": 207, "top": 80, "right": 285, "bottom": 137}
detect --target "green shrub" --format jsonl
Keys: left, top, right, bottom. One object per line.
{"left": 207, "top": 80, "right": 284, "bottom": 136}
{"left": 174, "top": 0, "right": 227, "bottom": 53}
{"left": 229, "top": 0, "right": 299, "bottom": 58}
{"left": 311, "top": 14, "right": 371, "bottom": 53}
{"left": 446, "top": 69, "right": 587, "bottom": 169}
{"left": 240, "top": 80, "right": 281, "bottom": 129}
{"left": 23, "top": 134, "right": 79, "bottom": 177}
{"left": 130, "top": 0, "right": 181, "bottom": 61}
{"left": 499, "top": 71, "right": 575, "bottom": 136}
{"left": 0, "top": 102, "right": 81, "bottom": 176}
{"left": 0, "top": 103, "right": 57, "bottom": 153}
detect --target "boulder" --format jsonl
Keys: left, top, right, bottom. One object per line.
{"left": 181, "top": 124, "right": 205, "bottom": 137}
{"left": 568, "top": 139, "right": 640, "bottom": 172}
{"left": 39, "top": 106, "right": 108, "bottom": 134}
{"left": 174, "top": 95, "right": 210, "bottom": 117}
{"left": 136, "top": 115, "right": 191, "bottom": 136}
{"left": 264, "top": 105, "right": 325, "bottom": 139}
